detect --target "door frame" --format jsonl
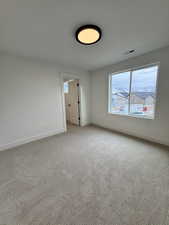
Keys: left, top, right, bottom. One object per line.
{"left": 60, "top": 73, "right": 82, "bottom": 131}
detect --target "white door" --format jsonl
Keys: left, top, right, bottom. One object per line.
{"left": 65, "top": 80, "right": 80, "bottom": 125}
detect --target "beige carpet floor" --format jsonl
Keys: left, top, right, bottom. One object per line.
{"left": 0, "top": 125, "right": 169, "bottom": 225}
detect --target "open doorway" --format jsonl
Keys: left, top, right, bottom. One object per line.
{"left": 63, "top": 79, "right": 81, "bottom": 128}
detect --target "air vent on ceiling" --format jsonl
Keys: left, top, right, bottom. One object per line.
{"left": 125, "top": 49, "right": 135, "bottom": 55}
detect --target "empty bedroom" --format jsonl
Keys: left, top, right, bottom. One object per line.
{"left": 0, "top": 0, "right": 169, "bottom": 224}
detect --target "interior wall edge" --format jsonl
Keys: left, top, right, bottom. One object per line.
{"left": 91, "top": 123, "right": 169, "bottom": 147}
{"left": 0, "top": 128, "right": 65, "bottom": 152}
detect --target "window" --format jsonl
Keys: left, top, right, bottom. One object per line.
{"left": 109, "top": 64, "right": 159, "bottom": 119}
{"left": 64, "top": 82, "right": 69, "bottom": 93}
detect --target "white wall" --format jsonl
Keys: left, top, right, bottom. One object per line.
{"left": 0, "top": 54, "right": 91, "bottom": 151}
{"left": 91, "top": 47, "right": 169, "bottom": 146}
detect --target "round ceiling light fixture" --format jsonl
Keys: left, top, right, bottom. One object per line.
{"left": 75, "top": 24, "right": 102, "bottom": 45}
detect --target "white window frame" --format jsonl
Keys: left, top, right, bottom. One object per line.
{"left": 108, "top": 63, "right": 160, "bottom": 119}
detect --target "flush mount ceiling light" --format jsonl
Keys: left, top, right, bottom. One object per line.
{"left": 75, "top": 25, "right": 102, "bottom": 45}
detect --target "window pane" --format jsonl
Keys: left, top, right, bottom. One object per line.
{"left": 64, "top": 82, "right": 69, "bottom": 93}
{"left": 130, "top": 66, "right": 158, "bottom": 118}
{"left": 111, "top": 72, "right": 130, "bottom": 114}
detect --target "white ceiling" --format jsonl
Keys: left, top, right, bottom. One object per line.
{"left": 0, "top": 0, "right": 169, "bottom": 71}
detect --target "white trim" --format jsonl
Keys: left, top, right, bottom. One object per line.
{"left": 0, "top": 128, "right": 65, "bottom": 152}
{"left": 59, "top": 73, "right": 67, "bottom": 132}
{"left": 152, "top": 63, "right": 160, "bottom": 120}
{"left": 108, "top": 75, "right": 112, "bottom": 113}
{"left": 128, "top": 70, "right": 132, "bottom": 113}
{"left": 107, "top": 112, "right": 154, "bottom": 120}
{"left": 109, "top": 62, "right": 160, "bottom": 76}
{"left": 61, "top": 72, "right": 82, "bottom": 128}
{"left": 92, "top": 123, "right": 169, "bottom": 147}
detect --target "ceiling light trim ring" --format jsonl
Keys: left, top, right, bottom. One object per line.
{"left": 75, "top": 24, "right": 102, "bottom": 45}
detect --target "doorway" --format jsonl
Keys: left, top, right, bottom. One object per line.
{"left": 64, "top": 79, "right": 81, "bottom": 128}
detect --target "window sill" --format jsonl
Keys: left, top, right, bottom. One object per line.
{"left": 108, "top": 112, "right": 154, "bottom": 120}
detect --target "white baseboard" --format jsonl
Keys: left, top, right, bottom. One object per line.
{"left": 0, "top": 128, "right": 66, "bottom": 152}
{"left": 92, "top": 123, "right": 169, "bottom": 147}
{"left": 81, "top": 122, "right": 91, "bottom": 127}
